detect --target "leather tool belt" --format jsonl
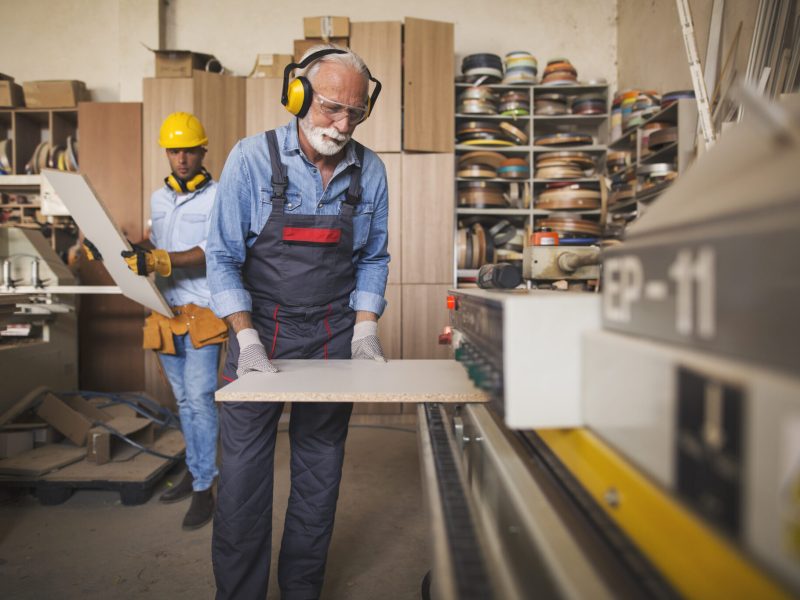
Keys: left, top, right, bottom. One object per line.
{"left": 142, "top": 303, "right": 228, "bottom": 354}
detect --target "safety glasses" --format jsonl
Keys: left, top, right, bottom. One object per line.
{"left": 314, "top": 93, "right": 368, "bottom": 124}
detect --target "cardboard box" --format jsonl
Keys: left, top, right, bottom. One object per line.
{"left": 249, "top": 54, "right": 294, "bottom": 78}
{"left": 87, "top": 417, "right": 154, "bottom": 465}
{"left": 22, "top": 80, "right": 89, "bottom": 108}
{"left": 294, "top": 38, "right": 349, "bottom": 63}
{"left": 35, "top": 393, "right": 111, "bottom": 446}
{"left": 0, "top": 430, "right": 34, "bottom": 458}
{"left": 152, "top": 49, "right": 220, "bottom": 78}
{"left": 303, "top": 16, "right": 350, "bottom": 40}
{"left": 0, "top": 74, "right": 24, "bottom": 107}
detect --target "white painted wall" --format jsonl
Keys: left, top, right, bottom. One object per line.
{"left": 0, "top": 0, "right": 618, "bottom": 102}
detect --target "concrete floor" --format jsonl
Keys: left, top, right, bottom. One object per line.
{"left": 0, "top": 419, "right": 429, "bottom": 599}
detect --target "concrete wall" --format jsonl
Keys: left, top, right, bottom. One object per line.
{"left": 0, "top": 0, "right": 618, "bottom": 102}
{"left": 617, "top": 0, "right": 757, "bottom": 93}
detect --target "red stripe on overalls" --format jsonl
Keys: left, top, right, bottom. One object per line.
{"left": 323, "top": 304, "right": 333, "bottom": 360}
{"left": 222, "top": 374, "right": 235, "bottom": 383}
{"left": 282, "top": 227, "right": 341, "bottom": 244}
{"left": 270, "top": 305, "right": 280, "bottom": 359}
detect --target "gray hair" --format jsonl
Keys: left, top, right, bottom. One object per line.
{"left": 299, "top": 44, "right": 369, "bottom": 86}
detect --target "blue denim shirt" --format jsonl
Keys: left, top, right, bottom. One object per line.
{"left": 206, "top": 120, "right": 390, "bottom": 318}
{"left": 149, "top": 180, "right": 217, "bottom": 308}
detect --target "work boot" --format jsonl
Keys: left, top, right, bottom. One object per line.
{"left": 182, "top": 489, "right": 214, "bottom": 530}
{"left": 159, "top": 470, "right": 194, "bottom": 504}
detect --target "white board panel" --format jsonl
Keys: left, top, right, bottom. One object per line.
{"left": 42, "top": 170, "right": 173, "bottom": 317}
{"left": 216, "top": 359, "right": 489, "bottom": 404}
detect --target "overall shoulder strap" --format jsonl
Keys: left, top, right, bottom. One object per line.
{"left": 343, "top": 143, "right": 365, "bottom": 207}
{"left": 265, "top": 130, "right": 289, "bottom": 199}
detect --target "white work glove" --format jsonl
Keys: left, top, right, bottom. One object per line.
{"left": 351, "top": 321, "right": 386, "bottom": 362}
{"left": 236, "top": 328, "right": 278, "bottom": 377}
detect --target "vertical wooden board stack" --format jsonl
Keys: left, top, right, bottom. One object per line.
{"left": 246, "top": 78, "right": 291, "bottom": 136}
{"left": 76, "top": 102, "right": 146, "bottom": 392}
{"left": 403, "top": 18, "right": 455, "bottom": 152}
{"left": 401, "top": 285, "right": 451, "bottom": 360}
{"left": 350, "top": 21, "right": 402, "bottom": 153}
{"left": 401, "top": 153, "right": 454, "bottom": 284}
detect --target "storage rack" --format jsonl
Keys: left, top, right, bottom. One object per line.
{"left": 453, "top": 81, "right": 609, "bottom": 286}
{"left": 607, "top": 98, "right": 698, "bottom": 218}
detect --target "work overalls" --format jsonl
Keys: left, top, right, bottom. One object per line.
{"left": 212, "top": 130, "right": 365, "bottom": 600}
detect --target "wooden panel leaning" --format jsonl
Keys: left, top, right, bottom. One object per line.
{"left": 379, "top": 152, "right": 402, "bottom": 284}
{"left": 401, "top": 284, "right": 452, "bottom": 359}
{"left": 350, "top": 21, "right": 402, "bottom": 152}
{"left": 401, "top": 153, "right": 454, "bottom": 284}
{"left": 403, "top": 18, "right": 455, "bottom": 152}
{"left": 246, "top": 77, "right": 291, "bottom": 136}
{"left": 76, "top": 102, "right": 146, "bottom": 392}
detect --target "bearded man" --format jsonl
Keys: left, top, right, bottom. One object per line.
{"left": 205, "top": 45, "right": 389, "bottom": 600}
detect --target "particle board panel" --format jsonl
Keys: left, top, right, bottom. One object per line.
{"left": 246, "top": 77, "right": 292, "bottom": 136}
{"left": 403, "top": 18, "right": 454, "bottom": 152}
{"left": 42, "top": 170, "right": 172, "bottom": 317}
{"left": 142, "top": 77, "right": 193, "bottom": 222}
{"left": 0, "top": 444, "right": 86, "bottom": 477}
{"left": 380, "top": 152, "right": 402, "bottom": 284}
{"left": 355, "top": 284, "right": 403, "bottom": 415}
{"left": 216, "top": 360, "right": 487, "bottom": 404}
{"left": 350, "top": 21, "right": 402, "bottom": 152}
{"left": 401, "top": 153, "right": 454, "bottom": 284}
{"left": 402, "top": 284, "right": 452, "bottom": 360}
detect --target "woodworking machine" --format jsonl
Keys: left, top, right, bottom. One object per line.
{"left": 418, "top": 97, "right": 800, "bottom": 599}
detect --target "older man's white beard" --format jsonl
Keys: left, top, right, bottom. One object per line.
{"left": 299, "top": 117, "right": 350, "bottom": 156}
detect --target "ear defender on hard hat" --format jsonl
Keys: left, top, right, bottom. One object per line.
{"left": 165, "top": 167, "right": 212, "bottom": 194}
{"left": 159, "top": 112, "right": 209, "bottom": 148}
{"left": 281, "top": 49, "right": 382, "bottom": 121}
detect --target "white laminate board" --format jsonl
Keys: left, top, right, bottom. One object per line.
{"left": 42, "top": 170, "right": 172, "bottom": 317}
{"left": 215, "top": 360, "right": 489, "bottom": 403}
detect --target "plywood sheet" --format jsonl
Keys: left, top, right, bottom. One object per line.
{"left": 216, "top": 360, "right": 487, "bottom": 403}
{"left": 350, "top": 22, "right": 402, "bottom": 152}
{"left": 380, "top": 152, "right": 402, "bottom": 284}
{"left": 0, "top": 444, "right": 86, "bottom": 477}
{"left": 401, "top": 153, "right": 454, "bottom": 284}
{"left": 42, "top": 170, "right": 172, "bottom": 317}
{"left": 403, "top": 18, "right": 454, "bottom": 152}
{"left": 246, "top": 77, "right": 292, "bottom": 136}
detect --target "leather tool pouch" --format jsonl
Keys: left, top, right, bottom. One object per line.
{"left": 142, "top": 313, "right": 164, "bottom": 351}
{"left": 183, "top": 304, "right": 228, "bottom": 349}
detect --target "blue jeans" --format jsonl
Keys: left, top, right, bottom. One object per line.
{"left": 159, "top": 334, "right": 220, "bottom": 491}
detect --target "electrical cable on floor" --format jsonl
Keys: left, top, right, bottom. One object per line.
{"left": 91, "top": 420, "right": 184, "bottom": 461}
{"left": 77, "top": 390, "right": 180, "bottom": 429}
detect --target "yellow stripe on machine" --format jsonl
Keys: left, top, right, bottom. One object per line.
{"left": 537, "top": 428, "right": 792, "bottom": 600}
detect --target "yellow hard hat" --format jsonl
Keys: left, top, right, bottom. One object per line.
{"left": 158, "top": 112, "right": 208, "bottom": 148}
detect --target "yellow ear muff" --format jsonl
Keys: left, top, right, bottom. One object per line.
{"left": 285, "top": 77, "right": 314, "bottom": 118}
{"left": 165, "top": 168, "right": 211, "bottom": 194}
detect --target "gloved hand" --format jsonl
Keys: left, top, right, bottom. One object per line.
{"left": 81, "top": 238, "right": 103, "bottom": 261}
{"left": 121, "top": 247, "right": 172, "bottom": 277}
{"left": 351, "top": 320, "right": 386, "bottom": 362}
{"left": 236, "top": 328, "right": 278, "bottom": 377}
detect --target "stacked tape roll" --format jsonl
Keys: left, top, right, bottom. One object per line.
{"left": 66, "top": 136, "right": 79, "bottom": 171}
{"left": 457, "top": 120, "right": 527, "bottom": 147}
{"left": 609, "top": 184, "right": 635, "bottom": 206}
{"left": 458, "top": 151, "right": 506, "bottom": 170}
{"left": 534, "top": 132, "right": 594, "bottom": 147}
{"left": 661, "top": 89, "right": 694, "bottom": 108}
{"left": 458, "top": 86, "right": 498, "bottom": 115}
{"left": 647, "top": 126, "right": 678, "bottom": 151}
{"left": 488, "top": 219, "right": 517, "bottom": 246}
{"left": 499, "top": 121, "right": 528, "bottom": 145}
{"left": 537, "top": 182, "right": 601, "bottom": 210}
{"left": 458, "top": 181, "right": 508, "bottom": 208}
{"left": 503, "top": 51, "right": 538, "bottom": 85}
{"left": 498, "top": 90, "right": 530, "bottom": 116}
{"left": 457, "top": 163, "right": 497, "bottom": 179}
{"left": 640, "top": 121, "right": 672, "bottom": 155}
{"left": 541, "top": 58, "right": 578, "bottom": 86}
{"left": 637, "top": 162, "right": 677, "bottom": 191}
{"left": 617, "top": 89, "right": 661, "bottom": 130}
{"left": 461, "top": 53, "right": 504, "bottom": 84}
{"left": 536, "top": 214, "right": 602, "bottom": 237}
{"left": 535, "top": 150, "right": 596, "bottom": 178}
{"left": 497, "top": 157, "right": 529, "bottom": 180}
{"left": 534, "top": 93, "right": 568, "bottom": 115}
{"left": 0, "top": 140, "right": 11, "bottom": 175}
{"left": 571, "top": 93, "right": 606, "bottom": 115}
